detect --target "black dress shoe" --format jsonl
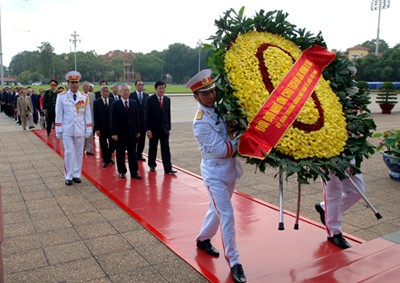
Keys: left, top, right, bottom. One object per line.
{"left": 149, "top": 167, "right": 156, "bottom": 172}
{"left": 132, "top": 174, "right": 142, "bottom": 180}
{"left": 196, "top": 239, "right": 219, "bottom": 257}
{"left": 110, "top": 159, "right": 115, "bottom": 164}
{"left": 29, "top": 126, "right": 35, "bottom": 129}
{"left": 231, "top": 264, "right": 247, "bottom": 283}
{"left": 72, "top": 178, "right": 82, "bottom": 183}
{"left": 65, "top": 180, "right": 73, "bottom": 186}
{"left": 138, "top": 157, "right": 146, "bottom": 161}
{"left": 86, "top": 152, "right": 94, "bottom": 155}
{"left": 328, "top": 233, "right": 352, "bottom": 249}
{"left": 165, "top": 169, "right": 177, "bottom": 174}
{"left": 314, "top": 203, "right": 326, "bottom": 225}
{"left": 102, "top": 162, "right": 108, "bottom": 168}
{"left": 119, "top": 173, "right": 126, "bottom": 178}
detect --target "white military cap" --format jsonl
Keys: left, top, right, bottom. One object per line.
{"left": 186, "top": 69, "right": 215, "bottom": 92}
{"left": 65, "top": 71, "right": 82, "bottom": 81}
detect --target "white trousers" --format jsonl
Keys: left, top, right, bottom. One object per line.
{"left": 196, "top": 179, "right": 240, "bottom": 267}
{"left": 320, "top": 171, "right": 365, "bottom": 237}
{"left": 85, "top": 133, "right": 94, "bottom": 153}
{"left": 62, "top": 135, "right": 85, "bottom": 180}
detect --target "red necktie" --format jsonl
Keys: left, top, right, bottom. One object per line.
{"left": 159, "top": 96, "right": 163, "bottom": 109}
{"left": 124, "top": 100, "right": 128, "bottom": 111}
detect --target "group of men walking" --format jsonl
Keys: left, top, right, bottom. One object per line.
{"left": 53, "top": 71, "right": 176, "bottom": 186}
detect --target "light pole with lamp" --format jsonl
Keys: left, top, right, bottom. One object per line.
{"left": 197, "top": 39, "right": 202, "bottom": 73}
{"left": 371, "top": 0, "right": 390, "bottom": 56}
{"left": 69, "top": 31, "right": 81, "bottom": 71}
{"left": 0, "top": 1, "right": 4, "bottom": 88}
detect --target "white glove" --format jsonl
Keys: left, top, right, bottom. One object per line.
{"left": 84, "top": 132, "right": 92, "bottom": 138}
{"left": 56, "top": 132, "right": 62, "bottom": 139}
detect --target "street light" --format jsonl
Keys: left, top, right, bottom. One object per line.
{"left": 371, "top": 0, "right": 390, "bottom": 56}
{"left": 0, "top": 1, "right": 4, "bottom": 88}
{"left": 197, "top": 39, "right": 202, "bottom": 73}
{"left": 69, "top": 31, "right": 81, "bottom": 71}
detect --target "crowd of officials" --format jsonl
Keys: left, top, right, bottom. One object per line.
{"left": 0, "top": 73, "right": 177, "bottom": 184}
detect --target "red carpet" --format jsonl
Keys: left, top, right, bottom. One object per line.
{"left": 33, "top": 129, "right": 400, "bottom": 282}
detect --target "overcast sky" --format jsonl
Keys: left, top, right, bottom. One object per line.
{"left": 1, "top": 0, "right": 398, "bottom": 66}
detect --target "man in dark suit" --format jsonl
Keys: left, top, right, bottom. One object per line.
{"left": 144, "top": 81, "right": 177, "bottom": 174}
{"left": 94, "top": 85, "right": 115, "bottom": 167}
{"left": 130, "top": 80, "right": 149, "bottom": 161}
{"left": 95, "top": 80, "right": 107, "bottom": 99}
{"left": 109, "top": 84, "right": 121, "bottom": 101}
{"left": 110, "top": 84, "right": 142, "bottom": 180}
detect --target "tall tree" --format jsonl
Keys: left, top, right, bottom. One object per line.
{"left": 362, "top": 39, "right": 389, "bottom": 53}
{"left": 133, "top": 52, "right": 165, "bottom": 82}
{"left": 37, "top": 42, "right": 55, "bottom": 80}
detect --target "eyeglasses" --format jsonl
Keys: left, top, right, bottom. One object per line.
{"left": 137, "top": 84, "right": 144, "bottom": 86}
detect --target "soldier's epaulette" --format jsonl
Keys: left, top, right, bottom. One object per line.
{"left": 196, "top": 110, "right": 203, "bottom": 120}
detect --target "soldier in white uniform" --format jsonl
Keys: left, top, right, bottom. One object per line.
{"left": 315, "top": 66, "right": 365, "bottom": 249}
{"left": 186, "top": 69, "right": 246, "bottom": 283}
{"left": 315, "top": 167, "right": 364, "bottom": 249}
{"left": 55, "top": 71, "right": 92, "bottom": 186}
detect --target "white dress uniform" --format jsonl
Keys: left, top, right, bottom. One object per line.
{"left": 55, "top": 90, "right": 92, "bottom": 180}
{"left": 193, "top": 103, "right": 243, "bottom": 268}
{"left": 319, "top": 163, "right": 365, "bottom": 237}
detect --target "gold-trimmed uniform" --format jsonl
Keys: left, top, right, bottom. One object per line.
{"left": 55, "top": 90, "right": 92, "bottom": 180}
{"left": 193, "top": 103, "right": 243, "bottom": 268}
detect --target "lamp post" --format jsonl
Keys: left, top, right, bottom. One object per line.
{"left": 197, "top": 39, "right": 202, "bottom": 73}
{"left": 0, "top": 1, "right": 4, "bottom": 88}
{"left": 69, "top": 31, "right": 81, "bottom": 71}
{"left": 371, "top": 0, "right": 390, "bottom": 56}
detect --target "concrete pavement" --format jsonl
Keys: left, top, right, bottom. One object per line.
{"left": 1, "top": 95, "right": 400, "bottom": 282}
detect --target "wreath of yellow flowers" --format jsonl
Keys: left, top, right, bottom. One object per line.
{"left": 207, "top": 8, "right": 376, "bottom": 184}
{"left": 225, "top": 31, "right": 348, "bottom": 160}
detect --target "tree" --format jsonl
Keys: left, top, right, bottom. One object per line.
{"left": 163, "top": 43, "right": 197, "bottom": 83}
{"left": 37, "top": 42, "right": 55, "bottom": 79}
{"left": 108, "top": 57, "right": 124, "bottom": 82}
{"left": 9, "top": 51, "right": 40, "bottom": 76}
{"left": 133, "top": 52, "right": 165, "bottom": 82}
{"left": 17, "top": 71, "right": 32, "bottom": 84}
{"left": 362, "top": 39, "right": 389, "bottom": 53}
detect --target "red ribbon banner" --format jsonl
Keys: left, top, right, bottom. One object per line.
{"left": 238, "top": 45, "right": 336, "bottom": 159}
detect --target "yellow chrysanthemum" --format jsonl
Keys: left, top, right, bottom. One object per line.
{"left": 224, "top": 31, "right": 348, "bottom": 159}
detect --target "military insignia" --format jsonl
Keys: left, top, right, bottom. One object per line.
{"left": 196, "top": 110, "right": 203, "bottom": 120}
{"left": 75, "top": 100, "right": 86, "bottom": 113}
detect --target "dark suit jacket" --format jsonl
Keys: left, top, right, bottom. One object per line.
{"left": 144, "top": 94, "right": 171, "bottom": 135}
{"left": 93, "top": 97, "right": 115, "bottom": 135}
{"left": 110, "top": 99, "right": 140, "bottom": 141}
{"left": 130, "top": 91, "right": 149, "bottom": 132}
{"left": 109, "top": 93, "right": 121, "bottom": 100}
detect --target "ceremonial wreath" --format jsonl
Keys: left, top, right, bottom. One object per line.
{"left": 206, "top": 7, "right": 376, "bottom": 184}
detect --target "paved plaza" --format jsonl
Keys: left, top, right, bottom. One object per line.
{"left": 0, "top": 95, "right": 399, "bottom": 282}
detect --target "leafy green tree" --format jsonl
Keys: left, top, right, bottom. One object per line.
{"left": 9, "top": 51, "right": 40, "bottom": 76}
{"left": 108, "top": 57, "right": 125, "bottom": 82}
{"left": 17, "top": 71, "right": 32, "bottom": 84}
{"left": 38, "top": 42, "right": 55, "bottom": 79}
{"left": 362, "top": 39, "right": 389, "bottom": 53}
{"left": 163, "top": 43, "right": 197, "bottom": 83}
{"left": 133, "top": 52, "right": 165, "bottom": 82}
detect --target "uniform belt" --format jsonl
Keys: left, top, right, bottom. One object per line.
{"left": 202, "top": 152, "right": 222, "bottom": 160}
